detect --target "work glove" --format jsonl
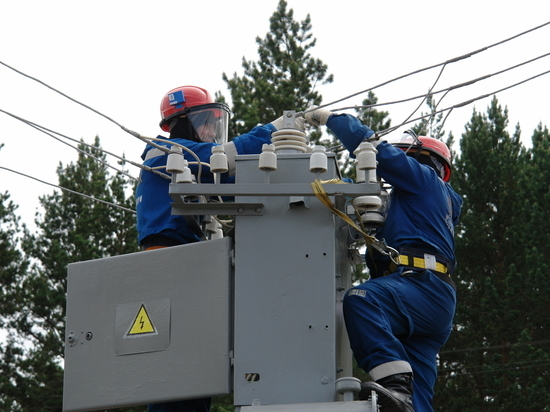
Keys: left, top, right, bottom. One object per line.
{"left": 304, "top": 105, "right": 332, "bottom": 127}
{"left": 270, "top": 116, "right": 284, "bottom": 130}
{"left": 270, "top": 115, "right": 306, "bottom": 132}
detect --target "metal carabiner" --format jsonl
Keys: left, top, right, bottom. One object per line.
{"left": 369, "top": 238, "right": 401, "bottom": 266}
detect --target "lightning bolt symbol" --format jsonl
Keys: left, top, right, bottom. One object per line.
{"left": 140, "top": 316, "right": 145, "bottom": 329}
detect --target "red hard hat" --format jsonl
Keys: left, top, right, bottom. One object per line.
{"left": 159, "top": 85, "right": 215, "bottom": 132}
{"left": 391, "top": 132, "right": 452, "bottom": 181}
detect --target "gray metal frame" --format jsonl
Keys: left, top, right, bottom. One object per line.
{"left": 63, "top": 152, "right": 381, "bottom": 412}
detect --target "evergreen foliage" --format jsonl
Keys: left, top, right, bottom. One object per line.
{"left": 0, "top": 137, "right": 138, "bottom": 411}
{"left": 220, "top": 0, "right": 333, "bottom": 139}
{"left": 434, "top": 97, "right": 550, "bottom": 411}
{"left": 412, "top": 93, "right": 446, "bottom": 139}
{"left": 1, "top": 2, "right": 549, "bottom": 411}
{"left": 0, "top": 190, "right": 30, "bottom": 411}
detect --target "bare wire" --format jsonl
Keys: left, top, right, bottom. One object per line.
{"left": 304, "top": 20, "right": 550, "bottom": 114}
{"left": 376, "top": 68, "right": 550, "bottom": 137}
{"left": 0, "top": 166, "right": 136, "bottom": 214}
{"left": 332, "top": 51, "right": 550, "bottom": 114}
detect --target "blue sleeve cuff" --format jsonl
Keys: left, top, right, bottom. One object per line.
{"left": 327, "top": 114, "right": 374, "bottom": 158}
{"left": 232, "top": 124, "right": 275, "bottom": 154}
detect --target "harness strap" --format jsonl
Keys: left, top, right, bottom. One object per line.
{"left": 395, "top": 254, "right": 450, "bottom": 275}
{"left": 388, "top": 247, "right": 456, "bottom": 289}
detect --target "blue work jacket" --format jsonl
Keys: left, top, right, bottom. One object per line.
{"left": 327, "top": 115, "right": 463, "bottom": 277}
{"left": 135, "top": 124, "right": 275, "bottom": 244}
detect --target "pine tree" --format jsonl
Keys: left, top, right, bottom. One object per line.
{"left": 504, "top": 123, "right": 550, "bottom": 410}
{"left": 0, "top": 137, "right": 139, "bottom": 411}
{"left": 433, "top": 97, "right": 550, "bottom": 411}
{"left": 412, "top": 93, "right": 446, "bottom": 139}
{"left": 0, "top": 190, "right": 30, "bottom": 411}
{"left": 220, "top": 0, "right": 333, "bottom": 138}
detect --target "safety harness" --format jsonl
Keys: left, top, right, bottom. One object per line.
{"left": 389, "top": 247, "right": 455, "bottom": 288}
{"left": 311, "top": 179, "right": 456, "bottom": 289}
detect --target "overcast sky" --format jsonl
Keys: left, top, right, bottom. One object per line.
{"left": 1, "top": 0, "right": 549, "bottom": 232}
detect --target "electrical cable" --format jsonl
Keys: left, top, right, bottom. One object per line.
{"left": 2, "top": 22, "right": 550, "bottom": 378}
{"left": 1, "top": 21, "right": 547, "bottom": 190}
{"left": 0, "top": 107, "right": 210, "bottom": 183}
{"left": 0, "top": 107, "right": 139, "bottom": 181}
{"left": 398, "top": 63, "right": 447, "bottom": 130}
{"left": 0, "top": 59, "right": 157, "bottom": 148}
{"left": 141, "top": 136, "right": 206, "bottom": 183}
{"left": 376, "top": 67, "right": 550, "bottom": 138}
{"left": 326, "top": 54, "right": 550, "bottom": 138}
{"left": 2, "top": 20, "right": 548, "bottom": 155}
{"left": 332, "top": 51, "right": 550, "bottom": 114}
{"left": 0, "top": 21, "right": 548, "bottom": 231}
{"left": 320, "top": 64, "right": 550, "bottom": 155}
{"left": 0, "top": 166, "right": 136, "bottom": 214}
{"left": 304, "top": 20, "right": 550, "bottom": 113}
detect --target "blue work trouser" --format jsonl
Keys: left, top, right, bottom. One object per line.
{"left": 148, "top": 398, "right": 211, "bottom": 412}
{"left": 343, "top": 270, "right": 456, "bottom": 412}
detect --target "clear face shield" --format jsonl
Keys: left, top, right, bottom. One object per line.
{"left": 187, "top": 103, "right": 230, "bottom": 144}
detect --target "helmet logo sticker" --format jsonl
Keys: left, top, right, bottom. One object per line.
{"left": 168, "top": 90, "right": 186, "bottom": 108}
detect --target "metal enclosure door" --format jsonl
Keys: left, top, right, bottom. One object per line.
{"left": 63, "top": 238, "right": 233, "bottom": 412}
{"left": 233, "top": 154, "right": 352, "bottom": 407}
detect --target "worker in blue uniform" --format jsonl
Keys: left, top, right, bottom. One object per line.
{"left": 138, "top": 85, "right": 304, "bottom": 412}
{"left": 305, "top": 107, "right": 462, "bottom": 412}
{"left": 136, "top": 85, "right": 302, "bottom": 250}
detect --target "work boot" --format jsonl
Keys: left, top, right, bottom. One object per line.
{"left": 359, "top": 373, "right": 415, "bottom": 412}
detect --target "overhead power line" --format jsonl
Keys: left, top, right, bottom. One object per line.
{"left": 376, "top": 67, "right": 550, "bottom": 137}
{"left": 0, "top": 166, "right": 136, "bottom": 214}
{"left": 0, "top": 108, "right": 137, "bottom": 181}
{"left": 315, "top": 20, "right": 550, "bottom": 111}
{"left": 1, "top": 20, "right": 549, "bottom": 211}
{"left": 0, "top": 107, "right": 172, "bottom": 181}
{"left": 333, "top": 51, "right": 550, "bottom": 114}
{"left": 0, "top": 59, "right": 174, "bottom": 158}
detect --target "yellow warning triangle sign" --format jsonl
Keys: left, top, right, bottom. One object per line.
{"left": 127, "top": 304, "right": 156, "bottom": 335}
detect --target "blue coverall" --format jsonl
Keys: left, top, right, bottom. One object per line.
{"left": 326, "top": 114, "right": 462, "bottom": 412}
{"left": 135, "top": 124, "right": 275, "bottom": 412}
{"left": 136, "top": 124, "right": 275, "bottom": 246}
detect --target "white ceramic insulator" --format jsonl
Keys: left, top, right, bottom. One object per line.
{"left": 176, "top": 160, "right": 193, "bottom": 183}
{"left": 362, "top": 212, "right": 386, "bottom": 227}
{"left": 309, "top": 145, "right": 328, "bottom": 173}
{"left": 205, "top": 220, "right": 224, "bottom": 240}
{"left": 210, "top": 145, "right": 228, "bottom": 174}
{"left": 271, "top": 129, "right": 311, "bottom": 153}
{"left": 355, "top": 168, "right": 366, "bottom": 183}
{"left": 367, "top": 169, "right": 378, "bottom": 183}
{"left": 352, "top": 196, "right": 382, "bottom": 212}
{"left": 166, "top": 152, "right": 185, "bottom": 174}
{"left": 211, "top": 229, "right": 224, "bottom": 240}
{"left": 205, "top": 219, "right": 219, "bottom": 234}
{"left": 259, "top": 144, "right": 277, "bottom": 171}
{"left": 355, "top": 141, "right": 378, "bottom": 170}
